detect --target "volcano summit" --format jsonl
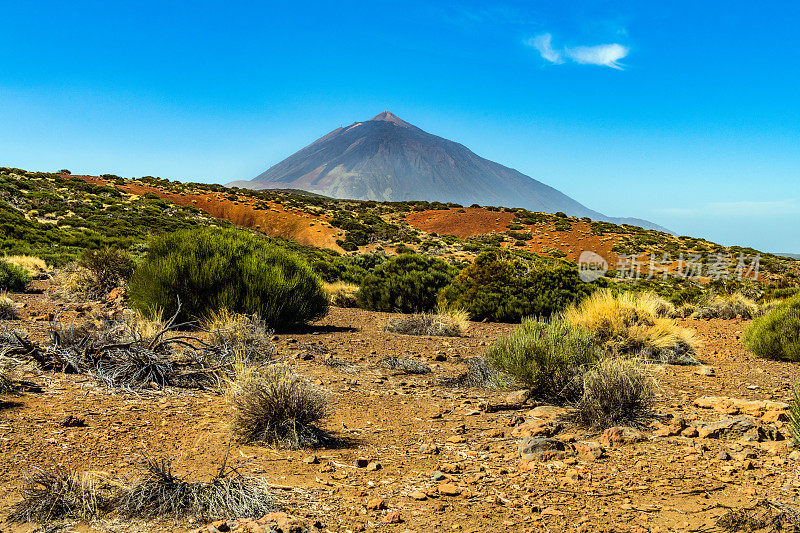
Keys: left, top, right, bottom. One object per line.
{"left": 231, "top": 112, "right": 666, "bottom": 231}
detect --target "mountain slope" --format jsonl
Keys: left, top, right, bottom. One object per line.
{"left": 231, "top": 112, "right": 668, "bottom": 231}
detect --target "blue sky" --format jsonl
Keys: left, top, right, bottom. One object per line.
{"left": 1, "top": 1, "right": 799, "bottom": 253}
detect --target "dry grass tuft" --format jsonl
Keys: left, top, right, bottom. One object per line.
{"left": 115, "top": 457, "right": 274, "bottom": 521}
{"left": 379, "top": 356, "right": 432, "bottom": 374}
{"left": 385, "top": 308, "right": 468, "bottom": 337}
{"left": 9, "top": 465, "right": 114, "bottom": 523}
{"left": 570, "top": 357, "right": 656, "bottom": 429}
{"left": 202, "top": 309, "right": 274, "bottom": 362}
{"left": 0, "top": 292, "right": 18, "bottom": 320}
{"left": 692, "top": 293, "right": 758, "bottom": 320}
{"left": 564, "top": 289, "right": 698, "bottom": 365}
{"left": 442, "top": 356, "right": 508, "bottom": 388}
{"left": 231, "top": 364, "right": 329, "bottom": 448}
{"left": 323, "top": 282, "right": 360, "bottom": 308}
{"left": 3, "top": 255, "right": 49, "bottom": 278}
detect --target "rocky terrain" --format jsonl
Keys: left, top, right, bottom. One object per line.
{"left": 2, "top": 283, "right": 799, "bottom": 532}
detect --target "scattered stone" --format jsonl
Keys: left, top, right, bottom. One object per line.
{"left": 382, "top": 511, "right": 402, "bottom": 523}
{"left": 505, "top": 389, "right": 531, "bottom": 405}
{"left": 303, "top": 455, "right": 319, "bottom": 464}
{"left": 511, "top": 419, "right": 562, "bottom": 439}
{"left": 419, "top": 444, "right": 440, "bottom": 455}
{"left": 438, "top": 483, "right": 463, "bottom": 496}
{"left": 527, "top": 405, "right": 568, "bottom": 420}
{"left": 355, "top": 458, "right": 370, "bottom": 468}
{"left": 446, "top": 435, "right": 467, "bottom": 444}
{"left": 599, "top": 427, "right": 647, "bottom": 448}
{"left": 432, "top": 471, "right": 447, "bottom": 481}
{"left": 408, "top": 491, "right": 428, "bottom": 501}
{"left": 366, "top": 461, "right": 382, "bottom": 471}
{"left": 696, "top": 366, "right": 715, "bottom": 376}
{"left": 485, "top": 428, "right": 504, "bottom": 438}
{"left": 366, "top": 498, "right": 387, "bottom": 510}
{"left": 717, "top": 451, "right": 731, "bottom": 461}
{"left": 697, "top": 416, "right": 757, "bottom": 439}
{"left": 517, "top": 437, "right": 571, "bottom": 461}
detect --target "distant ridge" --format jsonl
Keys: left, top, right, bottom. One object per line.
{"left": 230, "top": 112, "right": 670, "bottom": 232}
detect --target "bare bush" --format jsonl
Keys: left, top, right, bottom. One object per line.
{"left": 379, "top": 356, "right": 431, "bottom": 374}
{"left": 9, "top": 465, "right": 113, "bottom": 523}
{"left": 322, "top": 357, "right": 363, "bottom": 374}
{"left": 442, "top": 356, "right": 508, "bottom": 388}
{"left": 570, "top": 357, "right": 656, "bottom": 429}
{"left": 232, "top": 364, "right": 329, "bottom": 448}
{"left": 7, "top": 304, "right": 226, "bottom": 390}
{"left": 116, "top": 457, "right": 274, "bottom": 521}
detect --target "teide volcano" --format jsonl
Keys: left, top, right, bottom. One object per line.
{"left": 230, "top": 112, "right": 667, "bottom": 231}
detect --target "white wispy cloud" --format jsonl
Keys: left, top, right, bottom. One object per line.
{"left": 526, "top": 33, "right": 629, "bottom": 70}
{"left": 529, "top": 34, "right": 563, "bottom": 64}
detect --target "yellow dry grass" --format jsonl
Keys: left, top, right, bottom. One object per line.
{"left": 322, "top": 282, "right": 359, "bottom": 308}
{"left": 564, "top": 289, "right": 697, "bottom": 363}
{"left": 3, "top": 255, "right": 48, "bottom": 277}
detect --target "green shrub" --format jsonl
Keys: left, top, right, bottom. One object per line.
{"left": 358, "top": 253, "right": 457, "bottom": 313}
{"left": 129, "top": 227, "right": 328, "bottom": 330}
{"left": 439, "top": 250, "right": 594, "bottom": 323}
{"left": 788, "top": 380, "right": 800, "bottom": 446}
{"left": 485, "top": 318, "right": 601, "bottom": 403}
{"left": 78, "top": 247, "right": 135, "bottom": 296}
{"left": 743, "top": 294, "right": 800, "bottom": 361}
{"left": 0, "top": 260, "right": 30, "bottom": 291}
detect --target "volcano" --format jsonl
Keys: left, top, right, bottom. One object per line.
{"left": 230, "top": 112, "right": 667, "bottom": 231}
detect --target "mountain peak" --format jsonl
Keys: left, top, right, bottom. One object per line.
{"left": 369, "top": 111, "right": 412, "bottom": 127}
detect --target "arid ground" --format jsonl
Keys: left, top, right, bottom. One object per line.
{"left": 2, "top": 281, "right": 799, "bottom": 533}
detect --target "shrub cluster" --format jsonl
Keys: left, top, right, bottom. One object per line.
{"left": 129, "top": 227, "right": 328, "bottom": 330}
{"left": 439, "top": 250, "right": 594, "bottom": 323}
{"left": 0, "top": 259, "right": 30, "bottom": 291}
{"left": 486, "top": 317, "right": 657, "bottom": 428}
{"left": 358, "top": 253, "right": 457, "bottom": 313}
{"left": 743, "top": 294, "right": 800, "bottom": 361}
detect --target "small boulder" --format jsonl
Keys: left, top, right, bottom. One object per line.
{"left": 517, "top": 437, "right": 571, "bottom": 461}
{"left": 599, "top": 427, "right": 647, "bottom": 448}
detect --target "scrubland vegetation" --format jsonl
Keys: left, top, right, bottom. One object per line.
{"left": 4, "top": 166, "right": 800, "bottom": 530}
